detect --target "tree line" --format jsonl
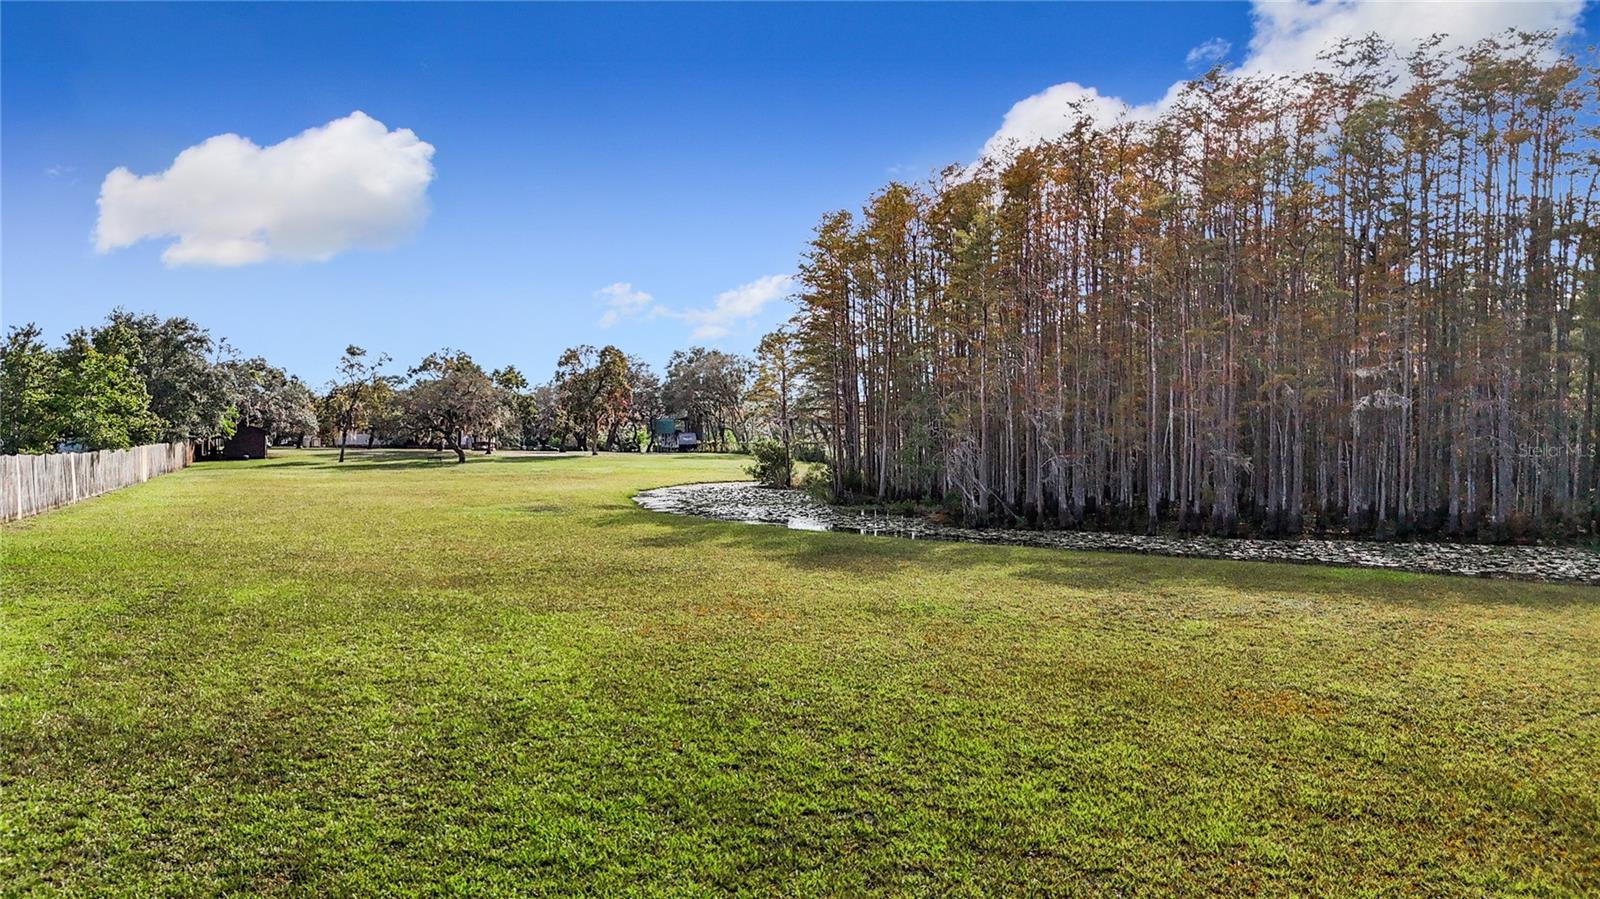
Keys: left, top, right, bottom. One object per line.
{"left": 788, "top": 32, "right": 1600, "bottom": 539}
{"left": 319, "top": 341, "right": 793, "bottom": 461}
{"left": 1, "top": 311, "right": 317, "bottom": 455}
{"left": 1, "top": 310, "right": 805, "bottom": 466}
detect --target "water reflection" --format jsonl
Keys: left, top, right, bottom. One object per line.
{"left": 789, "top": 518, "right": 917, "bottom": 538}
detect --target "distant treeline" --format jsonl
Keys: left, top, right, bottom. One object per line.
{"left": 0, "top": 311, "right": 317, "bottom": 455}
{"left": 1, "top": 311, "right": 800, "bottom": 465}
{"left": 790, "top": 33, "right": 1600, "bottom": 539}
{"left": 319, "top": 342, "right": 772, "bottom": 462}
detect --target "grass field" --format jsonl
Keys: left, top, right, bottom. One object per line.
{"left": 3, "top": 450, "right": 1597, "bottom": 896}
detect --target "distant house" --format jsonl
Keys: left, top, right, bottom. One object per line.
{"left": 650, "top": 418, "right": 677, "bottom": 452}
{"left": 216, "top": 425, "right": 269, "bottom": 460}
{"left": 649, "top": 415, "right": 706, "bottom": 452}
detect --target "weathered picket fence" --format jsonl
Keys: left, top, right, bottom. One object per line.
{"left": 1, "top": 442, "right": 195, "bottom": 522}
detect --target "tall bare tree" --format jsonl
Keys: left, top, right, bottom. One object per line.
{"left": 790, "top": 32, "right": 1598, "bottom": 540}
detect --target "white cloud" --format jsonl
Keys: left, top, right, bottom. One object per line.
{"left": 659, "top": 274, "right": 794, "bottom": 341}
{"left": 1186, "top": 37, "right": 1232, "bottom": 69}
{"left": 595, "top": 282, "right": 655, "bottom": 327}
{"left": 981, "top": 0, "right": 1585, "bottom": 158}
{"left": 980, "top": 82, "right": 1152, "bottom": 160}
{"left": 95, "top": 111, "right": 435, "bottom": 267}
{"left": 1237, "top": 0, "right": 1580, "bottom": 78}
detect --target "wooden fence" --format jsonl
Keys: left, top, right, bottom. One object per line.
{"left": 1, "top": 442, "right": 195, "bottom": 522}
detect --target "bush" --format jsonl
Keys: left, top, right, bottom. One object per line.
{"left": 792, "top": 442, "right": 828, "bottom": 464}
{"left": 800, "top": 463, "right": 834, "bottom": 501}
{"left": 745, "top": 439, "right": 794, "bottom": 488}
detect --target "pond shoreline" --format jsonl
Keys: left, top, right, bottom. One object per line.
{"left": 635, "top": 481, "right": 1600, "bottom": 585}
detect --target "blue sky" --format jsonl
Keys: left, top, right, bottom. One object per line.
{"left": 3, "top": 2, "right": 1591, "bottom": 385}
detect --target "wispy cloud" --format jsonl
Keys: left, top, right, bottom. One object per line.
{"left": 95, "top": 111, "right": 435, "bottom": 267}
{"left": 595, "top": 282, "right": 655, "bottom": 327}
{"left": 658, "top": 274, "right": 794, "bottom": 341}
{"left": 1185, "top": 37, "right": 1231, "bottom": 69}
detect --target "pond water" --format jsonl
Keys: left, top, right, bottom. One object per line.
{"left": 635, "top": 481, "right": 1600, "bottom": 585}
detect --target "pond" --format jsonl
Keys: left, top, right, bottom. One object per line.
{"left": 635, "top": 481, "right": 1600, "bottom": 585}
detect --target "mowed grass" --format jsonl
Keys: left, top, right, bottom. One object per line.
{"left": 2, "top": 450, "right": 1597, "bottom": 896}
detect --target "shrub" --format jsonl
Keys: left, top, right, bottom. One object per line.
{"left": 800, "top": 463, "right": 834, "bottom": 501}
{"left": 746, "top": 439, "right": 793, "bottom": 488}
{"left": 792, "top": 442, "right": 828, "bottom": 464}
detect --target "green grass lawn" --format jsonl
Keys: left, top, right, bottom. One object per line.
{"left": 3, "top": 450, "right": 1597, "bottom": 896}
